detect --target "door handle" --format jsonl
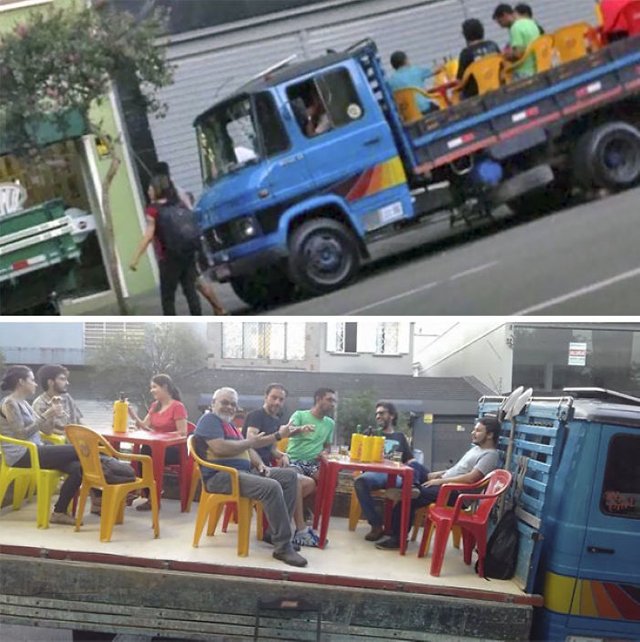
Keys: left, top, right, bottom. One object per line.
{"left": 587, "top": 546, "right": 615, "bottom": 554}
{"left": 258, "top": 189, "right": 270, "bottom": 199}
{"left": 363, "top": 137, "right": 381, "bottom": 146}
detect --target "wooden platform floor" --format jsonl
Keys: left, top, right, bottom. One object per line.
{"left": 0, "top": 495, "right": 529, "bottom": 603}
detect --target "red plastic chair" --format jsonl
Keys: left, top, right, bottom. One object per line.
{"left": 418, "top": 469, "right": 512, "bottom": 577}
{"left": 164, "top": 421, "right": 196, "bottom": 512}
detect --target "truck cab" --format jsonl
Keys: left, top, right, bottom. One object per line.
{"left": 194, "top": 43, "right": 414, "bottom": 307}
{"left": 479, "top": 388, "right": 640, "bottom": 640}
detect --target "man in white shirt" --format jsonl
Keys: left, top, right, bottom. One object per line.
{"left": 376, "top": 415, "right": 501, "bottom": 549}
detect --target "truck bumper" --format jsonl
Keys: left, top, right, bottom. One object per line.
{"left": 209, "top": 246, "right": 288, "bottom": 282}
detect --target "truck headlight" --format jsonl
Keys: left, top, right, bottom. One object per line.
{"left": 235, "top": 216, "right": 261, "bottom": 240}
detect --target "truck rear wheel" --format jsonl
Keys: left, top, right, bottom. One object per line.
{"left": 574, "top": 122, "right": 640, "bottom": 190}
{"left": 229, "top": 271, "right": 295, "bottom": 309}
{"left": 288, "top": 218, "right": 360, "bottom": 294}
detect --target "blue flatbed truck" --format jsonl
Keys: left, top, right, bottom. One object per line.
{"left": 193, "top": 35, "right": 640, "bottom": 308}
{"left": 480, "top": 387, "right": 640, "bottom": 641}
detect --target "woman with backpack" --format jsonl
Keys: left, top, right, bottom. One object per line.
{"left": 129, "top": 174, "right": 202, "bottom": 316}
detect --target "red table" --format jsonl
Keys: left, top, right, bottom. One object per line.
{"left": 428, "top": 80, "right": 460, "bottom": 107}
{"left": 96, "top": 427, "right": 189, "bottom": 511}
{"left": 313, "top": 456, "right": 414, "bottom": 555}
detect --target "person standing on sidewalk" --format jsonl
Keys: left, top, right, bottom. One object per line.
{"left": 153, "top": 162, "right": 227, "bottom": 316}
{"left": 129, "top": 174, "right": 202, "bottom": 316}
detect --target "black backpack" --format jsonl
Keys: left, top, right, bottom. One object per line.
{"left": 478, "top": 509, "right": 520, "bottom": 580}
{"left": 156, "top": 203, "right": 201, "bottom": 258}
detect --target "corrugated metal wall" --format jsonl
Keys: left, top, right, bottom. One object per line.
{"left": 149, "top": 0, "right": 597, "bottom": 195}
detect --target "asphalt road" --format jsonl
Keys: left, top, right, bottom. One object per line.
{"left": 240, "top": 186, "right": 640, "bottom": 316}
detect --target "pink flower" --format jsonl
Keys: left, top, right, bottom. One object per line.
{"left": 14, "top": 24, "right": 29, "bottom": 38}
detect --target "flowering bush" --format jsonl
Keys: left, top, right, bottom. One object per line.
{"left": 0, "top": 0, "right": 173, "bottom": 150}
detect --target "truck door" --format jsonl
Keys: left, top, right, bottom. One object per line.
{"left": 284, "top": 66, "right": 410, "bottom": 231}
{"left": 253, "top": 91, "right": 314, "bottom": 210}
{"left": 571, "top": 424, "right": 640, "bottom": 636}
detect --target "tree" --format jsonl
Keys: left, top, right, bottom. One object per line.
{"left": 0, "top": 1, "right": 173, "bottom": 314}
{"left": 335, "top": 389, "right": 378, "bottom": 444}
{"left": 88, "top": 323, "right": 207, "bottom": 412}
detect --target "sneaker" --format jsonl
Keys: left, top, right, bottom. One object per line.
{"left": 292, "top": 526, "right": 321, "bottom": 548}
{"left": 50, "top": 512, "right": 78, "bottom": 526}
{"left": 375, "top": 537, "right": 401, "bottom": 550}
{"left": 263, "top": 530, "right": 301, "bottom": 552}
{"left": 136, "top": 499, "right": 152, "bottom": 511}
{"left": 364, "top": 525, "right": 385, "bottom": 542}
{"left": 273, "top": 547, "right": 308, "bottom": 567}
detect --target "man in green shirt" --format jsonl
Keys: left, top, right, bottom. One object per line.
{"left": 286, "top": 387, "right": 337, "bottom": 547}
{"left": 493, "top": 3, "right": 541, "bottom": 78}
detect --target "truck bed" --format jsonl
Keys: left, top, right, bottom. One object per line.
{"left": 404, "top": 35, "right": 640, "bottom": 173}
{"left": 0, "top": 500, "right": 538, "bottom": 641}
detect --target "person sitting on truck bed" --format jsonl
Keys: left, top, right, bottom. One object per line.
{"left": 375, "top": 414, "right": 501, "bottom": 550}
{"left": 457, "top": 18, "right": 502, "bottom": 99}
{"left": 493, "top": 3, "right": 541, "bottom": 79}
{"left": 514, "top": 3, "right": 545, "bottom": 34}
{"left": 599, "top": 0, "right": 636, "bottom": 42}
{"left": 388, "top": 51, "right": 438, "bottom": 114}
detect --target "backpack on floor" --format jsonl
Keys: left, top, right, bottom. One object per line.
{"left": 157, "top": 203, "right": 201, "bottom": 258}
{"left": 478, "top": 508, "right": 520, "bottom": 580}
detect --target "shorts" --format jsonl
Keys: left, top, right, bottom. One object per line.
{"left": 289, "top": 459, "right": 320, "bottom": 478}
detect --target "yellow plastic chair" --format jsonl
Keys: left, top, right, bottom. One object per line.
{"left": 503, "top": 34, "right": 555, "bottom": 83}
{"left": 393, "top": 88, "right": 443, "bottom": 125}
{"left": 65, "top": 424, "right": 159, "bottom": 542}
{"left": 0, "top": 434, "right": 67, "bottom": 528}
{"left": 451, "top": 53, "right": 504, "bottom": 104}
{"left": 188, "top": 435, "right": 263, "bottom": 556}
{"left": 553, "top": 22, "right": 593, "bottom": 63}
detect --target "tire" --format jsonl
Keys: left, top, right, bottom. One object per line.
{"left": 573, "top": 122, "right": 640, "bottom": 190}
{"left": 230, "top": 270, "right": 295, "bottom": 309}
{"left": 287, "top": 218, "right": 361, "bottom": 294}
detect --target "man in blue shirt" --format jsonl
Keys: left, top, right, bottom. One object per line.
{"left": 388, "top": 50, "right": 437, "bottom": 114}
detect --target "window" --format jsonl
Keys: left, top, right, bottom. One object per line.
{"left": 286, "top": 67, "right": 364, "bottom": 138}
{"left": 84, "top": 323, "right": 146, "bottom": 349}
{"left": 601, "top": 434, "right": 640, "bottom": 519}
{"left": 376, "top": 322, "right": 400, "bottom": 355}
{"left": 254, "top": 92, "right": 289, "bottom": 157}
{"left": 335, "top": 322, "right": 358, "bottom": 353}
{"left": 221, "top": 322, "right": 306, "bottom": 360}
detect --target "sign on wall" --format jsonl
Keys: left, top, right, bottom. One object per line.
{"left": 568, "top": 342, "right": 588, "bottom": 366}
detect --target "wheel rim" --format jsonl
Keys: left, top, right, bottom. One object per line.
{"left": 301, "top": 231, "right": 352, "bottom": 286}
{"left": 600, "top": 136, "right": 640, "bottom": 184}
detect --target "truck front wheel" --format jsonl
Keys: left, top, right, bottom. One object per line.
{"left": 574, "top": 122, "right": 640, "bottom": 190}
{"left": 288, "top": 218, "right": 361, "bottom": 294}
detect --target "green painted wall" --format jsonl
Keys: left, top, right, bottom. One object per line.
{"left": 0, "top": 0, "right": 157, "bottom": 310}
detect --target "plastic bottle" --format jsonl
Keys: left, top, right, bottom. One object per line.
{"left": 373, "top": 436, "right": 385, "bottom": 462}
{"left": 361, "top": 435, "right": 374, "bottom": 463}
{"left": 350, "top": 430, "right": 364, "bottom": 461}
{"left": 113, "top": 392, "right": 128, "bottom": 433}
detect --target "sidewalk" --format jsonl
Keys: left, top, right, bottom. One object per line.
{"left": 68, "top": 283, "right": 248, "bottom": 317}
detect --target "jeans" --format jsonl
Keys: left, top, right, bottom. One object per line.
{"left": 205, "top": 467, "right": 297, "bottom": 553}
{"left": 355, "top": 461, "right": 429, "bottom": 528}
{"left": 159, "top": 255, "right": 202, "bottom": 316}
{"left": 14, "top": 444, "right": 82, "bottom": 514}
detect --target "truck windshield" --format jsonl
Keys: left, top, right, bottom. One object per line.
{"left": 196, "top": 95, "right": 261, "bottom": 184}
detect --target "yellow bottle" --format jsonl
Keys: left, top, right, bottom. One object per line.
{"left": 350, "top": 433, "right": 363, "bottom": 461}
{"left": 373, "top": 436, "right": 385, "bottom": 462}
{"left": 113, "top": 392, "right": 128, "bottom": 433}
{"left": 361, "top": 435, "right": 374, "bottom": 463}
